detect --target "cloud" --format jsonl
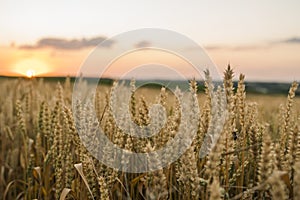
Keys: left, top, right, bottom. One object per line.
{"left": 19, "top": 36, "right": 115, "bottom": 50}
{"left": 135, "top": 40, "right": 151, "bottom": 48}
{"left": 203, "top": 45, "right": 222, "bottom": 51}
{"left": 186, "top": 44, "right": 267, "bottom": 52}
{"left": 188, "top": 36, "right": 300, "bottom": 52}
{"left": 231, "top": 45, "right": 269, "bottom": 51}
{"left": 280, "top": 37, "right": 300, "bottom": 44}
{"left": 201, "top": 45, "right": 269, "bottom": 51}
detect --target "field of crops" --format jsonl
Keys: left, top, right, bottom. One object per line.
{"left": 0, "top": 66, "right": 300, "bottom": 200}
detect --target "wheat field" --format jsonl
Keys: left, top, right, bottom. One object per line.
{"left": 0, "top": 66, "right": 300, "bottom": 200}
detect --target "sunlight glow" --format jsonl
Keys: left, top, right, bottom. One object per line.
{"left": 13, "top": 59, "right": 50, "bottom": 77}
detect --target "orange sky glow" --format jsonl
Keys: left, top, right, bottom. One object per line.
{"left": 1, "top": 43, "right": 299, "bottom": 82}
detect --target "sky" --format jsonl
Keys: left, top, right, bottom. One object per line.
{"left": 0, "top": 0, "right": 300, "bottom": 82}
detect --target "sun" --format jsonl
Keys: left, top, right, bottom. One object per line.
{"left": 14, "top": 58, "right": 50, "bottom": 77}
{"left": 26, "top": 69, "right": 35, "bottom": 78}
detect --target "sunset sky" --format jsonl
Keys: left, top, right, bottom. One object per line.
{"left": 1, "top": 0, "right": 300, "bottom": 82}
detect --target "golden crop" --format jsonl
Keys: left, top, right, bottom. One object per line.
{"left": 0, "top": 66, "right": 299, "bottom": 200}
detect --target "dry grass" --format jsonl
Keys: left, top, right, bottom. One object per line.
{"left": 0, "top": 66, "right": 300, "bottom": 200}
